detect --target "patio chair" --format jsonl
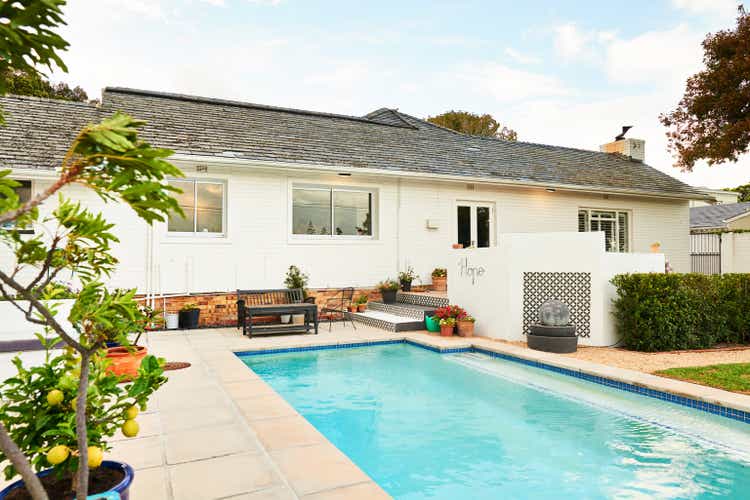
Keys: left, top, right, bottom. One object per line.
{"left": 320, "top": 287, "right": 357, "bottom": 331}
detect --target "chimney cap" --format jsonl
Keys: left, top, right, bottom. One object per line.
{"left": 615, "top": 126, "right": 633, "bottom": 141}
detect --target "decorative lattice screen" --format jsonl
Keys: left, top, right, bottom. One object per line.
{"left": 522, "top": 272, "right": 591, "bottom": 338}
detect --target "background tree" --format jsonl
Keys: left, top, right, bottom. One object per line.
{"left": 660, "top": 7, "right": 750, "bottom": 171}
{"left": 426, "top": 110, "right": 518, "bottom": 141}
{"left": 3, "top": 68, "right": 89, "bottom": 102}
{"left": 724, "top": 182, "right": 750, "bottom": 202}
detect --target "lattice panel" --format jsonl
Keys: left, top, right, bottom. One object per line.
{"left": 522, "top": 272, "right": 591, "bottom": 338}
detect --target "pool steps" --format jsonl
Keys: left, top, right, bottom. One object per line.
{"left": 349, "top": 292, "right": 449, "bottom": 332}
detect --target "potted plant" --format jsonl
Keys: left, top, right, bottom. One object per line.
{"left": 424, "top": 315, "right": 440, "bottom": 332}
{"left": 431, "top": 268, "right": 447, "bottom": 292}
{"left": 178, "top": 303, "right": 200, "bottom": 329}
{"left": 0, "top": 82, "right": 180, "bottom": 498}
{"left": 356, "top": 295, "right": 369, "bottom": 312}
{"left": 285, "top": 265, "right": 309, "bottom": 324}
{"left": 398, "top": 266, "right": 418, "bottom": 292}
{"left": 457, "top": 315, "right": 476, "bottom": 337}
{"left": 439, "top": 317, "right": 456, "bottom": 337}
{"left": 377, "top": 279, "right": 400, "bottom": 304}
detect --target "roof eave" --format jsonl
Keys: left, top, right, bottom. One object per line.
{"left": 169, "top": 154, "right": 711, "bottom": 202}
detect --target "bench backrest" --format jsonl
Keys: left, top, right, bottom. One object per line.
{"left": 236, "top": 288, "right": 304, "bottom": 306}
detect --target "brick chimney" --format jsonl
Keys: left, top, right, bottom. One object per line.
{"left": 600, "top": 126, "right": 645, "bottom": 162}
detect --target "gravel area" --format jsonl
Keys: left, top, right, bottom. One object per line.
{"left": 492, "top": 339, "right": 750, "bottom": 373}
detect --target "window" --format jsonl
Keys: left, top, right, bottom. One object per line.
{"left": 292, "top": 185, "right": 374, "bottom": 238}
{"left": 167, "top": 179, "right": 225, "bottom": 235}
{"left": 1, "top": 180, "right": 33, "bottom": 234}
{"left": 456, "top": 202, "right": 494, "bottom": 248}
{"left": 578, "top": 209, "right": 629, "bottom": 252}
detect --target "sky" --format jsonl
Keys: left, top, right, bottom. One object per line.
{"left": 52, "top": 0, "right": 750, "bottom": 190}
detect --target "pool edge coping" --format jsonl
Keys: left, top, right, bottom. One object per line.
{"left": 234, "top": 334, "right": 750, "bottom": 424}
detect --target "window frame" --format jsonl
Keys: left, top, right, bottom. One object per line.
{"left": 1, "top": 179, "right": 34, "bottom": 235}
{"left": 289, "top": 183, "right": 377, "bottom": 241}
{"left": 578, "top": 208, "right": 631, "bottom": 253}
{"left": 166, "top": 178, "right": 227, "bottom": 238}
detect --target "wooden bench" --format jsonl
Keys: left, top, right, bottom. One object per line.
{"left": 236, "top": 288, "right": 318, "bottom": 337}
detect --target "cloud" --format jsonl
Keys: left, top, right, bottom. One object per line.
{"left": 455, "top": 62, "right": 569, "bottom": 102}
{"left": 504, "top": 48, "right": 541, "bottom": 65}
{"left": 200, "top": 0, "right": 226, "bottom": 5}
{"left": 605, "top": 25, "right": 703, "bottom": 85}
{"left": 552, "top": 23, "right": 616, "bottom": 62}
{"left": 671, "top": 0, "right": 740, "bottom": 20}
{"left": 248, "top": 0, "right": 283, "bottom": 5}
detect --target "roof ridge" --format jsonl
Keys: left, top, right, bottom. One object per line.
{"left": 364, "top": 108, "right": 417, "bottom": 129}
{"left": 103, "top": 87, "right": 413, "bottom": 129}
{"left": 2, "top": 94, "right": 99, "bottom": 108}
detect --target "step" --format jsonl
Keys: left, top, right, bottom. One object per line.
{"left": 368, "top": 301, "right": 437, "bottom": 320}
{"left": 396, "top": 292, "right": 450, "bottom": 309}
{"left": 350, "top": 310, "right": 425, "bottom": 332}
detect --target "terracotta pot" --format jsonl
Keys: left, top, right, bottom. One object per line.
{"left": 457, "top": 320, "right": 475, "bottom": 337}
{"left": 432, "top": 276, "right": 447, "bottom": 292}
{"left": 105, "top": 346, "right": 147, "bottom": 380}
{"left": 348, "top": 305, "right": 358, "bottom": 313}
{"left": 357, "top": 304, "right": 367, "bottom": 312}
{"left": 440, "top": 324, "right": 454, "bottom": 337}
{"left": 452, "top": 243, "right": 463, "bottom": 249}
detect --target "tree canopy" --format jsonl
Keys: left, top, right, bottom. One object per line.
{"left": 426, "top": 110, "right": 518, "bottom": 141}
{"left": 660, "top": 7, "right": 750, "bottom": 171}
{"left": 3, "top": 68, "right": 89, "bottom": 102}
{"left": 724, "top": 183, "right": 750, "bottom": 202}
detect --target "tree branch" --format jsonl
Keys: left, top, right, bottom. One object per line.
{"left": 74, "top": 353, "right": 90, "bottom": 500}
{"left": 0, "top": 422, "right": 49, "bottom": 500}
{"left": 0, "top": 270, "right": 84, "bottom": 351}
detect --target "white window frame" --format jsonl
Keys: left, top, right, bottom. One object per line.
{"left": 578, "top": 208, "right": 631, "bottom": 253}
{"left": 167, "top": 178, "right": 227, "bottom": 238}
{"left": 289, "top": 183, "right": 378, "bottom": 241}
{"left": 454, "top": 200, "right": 496, "bottom": 248}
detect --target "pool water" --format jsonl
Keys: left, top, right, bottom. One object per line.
{"left": 240, "top": 344, "right": 750, "bottom": 499}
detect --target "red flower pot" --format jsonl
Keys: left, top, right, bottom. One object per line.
{"left": 105, "top": 346, "right": 147, "bottom": 380}
{"left": 440, "top": 324, "right": 454, "bottom": 337}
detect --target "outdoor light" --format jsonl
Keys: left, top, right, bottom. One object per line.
{"left": 338, "top": 172, "right": 352, "bottom": 176}
{"left": 546, "top": 187, "right": 556, "bottom": 192}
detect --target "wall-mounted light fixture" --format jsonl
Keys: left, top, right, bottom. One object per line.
{"left": 545, "top": 187, "right": 556, "bottom": 193}
{"left": 338, "top": 172, "right": 352, "bottom": 177}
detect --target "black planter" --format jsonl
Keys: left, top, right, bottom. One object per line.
{"left": 381, "top": 289, "right": 397, "bottom": 304}
{"left": 178, "top": 309, "right": 200, "bottom": 329}
{"left": 400, "top": 280, "right": 412, "bottom": 292}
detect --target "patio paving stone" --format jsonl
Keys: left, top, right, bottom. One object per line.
{"left": 301, "top": 481, "right": 391, "bottom": 499}
{"left": 165, "top": 422, "right": 261, "bottom": 464}
{"left": 108, "top": 435, "right": 164, "bottom": 470}
{"left": 249, "top": 415, "right": 327, "bottom": 451}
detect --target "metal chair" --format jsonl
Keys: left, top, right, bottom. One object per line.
{"left": 320, "top": 287, "right": 357, "bottom": 331}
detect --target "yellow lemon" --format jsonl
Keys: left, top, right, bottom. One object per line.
{"left": 125, "top": 405, "right": 139, "bottom": 420}
{"left": 87, "top": 446, "right": 104, "bottom": 468}
{"left": 46, "top": 445, "right": 69, "bottom": 465}
{"left": 121, "top": 419, "right": 139, "bottom": 438}
{"left": 46, "top": 389, "right": 64, "bottom": 406}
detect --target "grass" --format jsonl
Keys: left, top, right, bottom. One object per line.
{"left": 656, "top": 363, "right": 750, "bottom": 394}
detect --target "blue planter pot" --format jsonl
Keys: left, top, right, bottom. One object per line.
{"left": 0, "top": 461, "right": 134, "bottom": 500}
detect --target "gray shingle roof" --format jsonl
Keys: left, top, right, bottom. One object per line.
{"left": 690, "top": 202, "right": 750, "bottom": 229}
{"left": 0, "top": 87, "right": 708, "bottom": 199}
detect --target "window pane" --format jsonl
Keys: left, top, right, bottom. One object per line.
{"left": 578, "top": 210, "right": 588, "bottom": 232}
{"left": 196, "top": 182, "right": 224, "bottom": 233}
{"left": 618, "top": 212, "right": 629, "bottom": 252}
{"left": 168, "top": 180, "right": 195, "bottom": 232}
{"left": 476, "top": 206, "right": 490, "bottom": 248}
{"left": 333, "top": 191, "right": 371, "bottom": 236}
{"left": 457, "top": 206, "right": 471, "bottom": 248}
{"left": 293, "top": 188, "right": 331, "bottom": 235}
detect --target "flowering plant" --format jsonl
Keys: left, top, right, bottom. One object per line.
{"left": 434, "top": 305, "right": 467, "bottom": 320}
{"left": 439, "top": 317, "right": 456, "bottom": 327}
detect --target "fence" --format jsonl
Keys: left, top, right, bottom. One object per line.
{"left": 690, "top": 233, "right": 721, "bottom": 275}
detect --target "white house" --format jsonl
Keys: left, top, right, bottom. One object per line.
{"left": 0, "top": 88, "right": 710, "bottom": 331}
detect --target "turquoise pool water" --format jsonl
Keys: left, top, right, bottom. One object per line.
{"left": 240, "top": 344, "right": 750, "bottom": 499}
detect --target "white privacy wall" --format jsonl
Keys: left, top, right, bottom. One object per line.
{"left": 448, "top": 232, "right": 665, "bottom": 346}
{"left": 4, "top": 161, "right": 689, "bottom": 296}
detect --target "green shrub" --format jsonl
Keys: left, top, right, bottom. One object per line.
{"left": 611, "top": 273, "right": 750, "bottom": 351}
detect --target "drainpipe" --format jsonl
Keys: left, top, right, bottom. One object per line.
{"left": 396, "top": 178, "right": 402, "bottom": 276}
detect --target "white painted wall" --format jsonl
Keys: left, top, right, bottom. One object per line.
{"left": 5, "top": 162, "right": 689, "bottom": 298}
{"left": 721, "top": 232, "right": 750, "bottom": 274}
{"left": 448, "top": 232, "right": 664, "bottom": 346}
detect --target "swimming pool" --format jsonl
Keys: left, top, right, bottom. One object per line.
{"left": 240, "top": 343, "right": 750, "bottom": 499}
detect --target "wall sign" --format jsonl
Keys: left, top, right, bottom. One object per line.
{"left": 457, "top": 257, "right": 486, "bottom": 286}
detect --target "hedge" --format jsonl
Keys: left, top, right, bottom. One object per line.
{"left": 610, "top": 273, "right": 750, "bottom": 352}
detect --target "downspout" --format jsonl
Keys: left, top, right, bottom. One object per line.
{"left": 396, "top": 178, "right": 402, "bottom": 275}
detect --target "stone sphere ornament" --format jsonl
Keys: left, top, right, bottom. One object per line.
{"left": 538, "top": 299, "right": 570, "bottom": 326}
